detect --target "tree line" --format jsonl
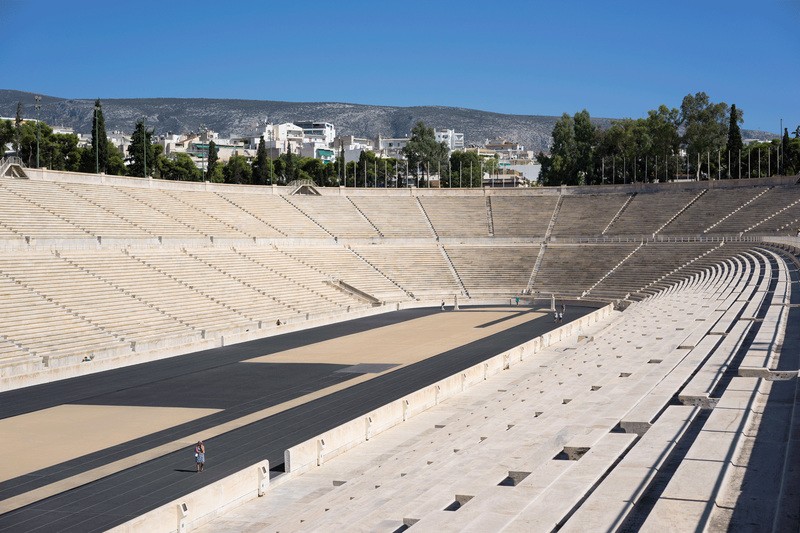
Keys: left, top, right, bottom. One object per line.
{"left": 537, "top": 92, "right": 800, "bottom": 186}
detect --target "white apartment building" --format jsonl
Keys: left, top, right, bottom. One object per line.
{"left": 435, "top": 128, "right": 465, "bottom": 151}
{"left": 294, "top": 121, "right": 336, "bottom": 146}
{"left": 246, "top": 122, "right": 304, "bottom": 157}
{"left": 376, "top": 135, "right": 409, "bottom": 159}
{"left": 334, "top": 135, "right": 375, "bottom": 163}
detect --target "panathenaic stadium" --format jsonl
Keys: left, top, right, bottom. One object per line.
{"left": 0, "top": 162, "right": 799, "bottom": 532}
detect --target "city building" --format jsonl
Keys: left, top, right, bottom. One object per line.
{"left": 435, "top": 128, "right": 465, "bottom": 151}
{"left": 335, "top": 135, "right": 375, "bottom": 163}
{"left": 376, "top": 135, "right": 409, "bottom": 159}
{"left": 294, "top": 121, "right": 336, "bottom": 146}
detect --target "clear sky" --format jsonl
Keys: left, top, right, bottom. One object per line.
{"left": 1, "top": 0, "right": 797, "bottom": 133}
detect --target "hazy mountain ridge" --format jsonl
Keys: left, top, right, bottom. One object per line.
{"left": 0, "top": 90, "right": 776, "bottom": 153}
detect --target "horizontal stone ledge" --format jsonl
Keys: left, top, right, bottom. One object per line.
{"left": 677, "top": 394, "right": 719, "bottom": 409}
{"left": 737, "top": 367, "right": 798, "bottom": 381}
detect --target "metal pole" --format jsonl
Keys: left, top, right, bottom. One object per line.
{"left": 35, "top": 95, "right": 41, "bottom": 168}
{"left": 758, "top": 148, "right": 761, "bottom": 178}
{"left": 94, "top": 105, "right": 99, "bottom": 174}
{"left": 717, "top": 150, "right": 720, "bottom": 180}
{"left": 459, "top": 161, "right": 462, "bottom": 188}
{"left": 143, "top": 117, "right": 147, "bottom": 178}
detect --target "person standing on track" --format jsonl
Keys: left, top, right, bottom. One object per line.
{"left": 195, "top": 441, "right": 205, "bottom": 473}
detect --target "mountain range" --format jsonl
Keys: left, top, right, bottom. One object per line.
{"left": 0, "top": 90, "right": 776, "bottom": 153}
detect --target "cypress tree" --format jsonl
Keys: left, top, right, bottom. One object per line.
{"left": 782, "top": 128, "right": 790, "bottom": 175}
{"left": 91, "top": 99, "right": 109, "bottom": 173}
{"left": 127, "top": 120, "right": 152, "bottom": 177}
{"left": 726, "top": 104, "right": 743, "bottom": 177}
{"left": 252, "top": 136, "right": 270, "bottom": 185}
{"left": 13, "top": 101, "right": 23, "bottom": 155}
{"left": 206, "top": 140, "right": 218, "bottom": 179}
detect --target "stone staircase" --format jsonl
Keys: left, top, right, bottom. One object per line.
{"left": 704, "top": 186, "right": 771, "bottom": 233}
{"left": 654, "top": 189, "right": 707, "bottom": 236}
{"left": 602, "top": 193, "right": 636, "bottom": 235}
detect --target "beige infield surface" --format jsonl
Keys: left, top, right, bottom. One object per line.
{"left": 0, "top": 404, "right": 219, "bottom": 483}
{"left": 246, "top": 306, "right": 546, "bottom": 366}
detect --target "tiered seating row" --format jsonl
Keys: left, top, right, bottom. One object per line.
{"left": 287, "top": 196, "right": 380, "bottom": 239}
{"left": 348, "top": 197, "right": 434, "bottom": 238}
{"left": 551, "top": 194, "right": 629, "bottom": 237}
{"left": 490, "top": 195, "right": 557, "bottom": 237}
{"left": 587, "top": 242, "right": 718, "bottom": 299}
{"left": 278, "top": 245, "right": 409, "bottom": 301}
{"left": 661, "top": 187, "right": 768, "bottom": 235}
{"left": 352, "top": 244, "right": 462, "bottom": 296}
{"left": 609, "top": 190, "right": 701, "bottom": 235}
{"left": 444, "top": 244, "right": 536, "bottom": 294}
{"left": 218, "top": 193, "right": 329, "bottom": 238}
{"left": 531, "top": 243, "right": 639, "bottom": 297}
{"left": 418, "top": 196, "right": 489, "bottom": 238}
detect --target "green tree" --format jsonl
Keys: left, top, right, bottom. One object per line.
{"left": 106, "top": 143, "right": 126, "bottom": 175}
{"left": 206, "top": 140, "right": 219, "bottom": 179}
{"left": 0, "top": 119, "right": 14, "bottom": 155}
{"left": 127, "top": 120, "right": 155, "bottom": 177}
{"left": 286, "top": 146, "right": 296, "bottom": 183}
{"left": 13, "top": 102, "right": 23, "bottom": 155}
{"left": 15, "top": 121, "right": 40, "bottom": 167}
{"left": 251, "top": 136, "right": 272, "bottom": 185}
{"left": 48, "top": 132, "right": 82, "bottom": 171}
{"left": 91, "top": 99, "right": 109, "bottom": 173}
{"left": 781, "top": 128, "right": 790, "bottom": 175}
{"left": 356, "top": 150, "right": 378, "bottom": 187}
{"left": 402, "top": 121, "right": 449, "bottom": 187}
{"left": 725, "top": 104, "right": 743, "bottom": 171}
{"left": 161, "top": 153, "right": 202, "bottom": 181}
{"left": 784, "top": 137, "right": 800, "bottom": 176}
{"left": 573, "top": 110, "right": 596, "bottom": 184}
{"left": 680, "top": 92, "right": 729, "bottom": 178}
{"left": 537, "top": 113, "right": 576, "bottom": 185}
{"left": 449, "top": 151, "right": 483, "bottom": 187}
{"left": 223, "top": 154, "right": 252, "bottom": 184}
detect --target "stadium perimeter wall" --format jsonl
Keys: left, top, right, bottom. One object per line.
{"left": 108, "top": 303, "right": 613, "bottom": 533}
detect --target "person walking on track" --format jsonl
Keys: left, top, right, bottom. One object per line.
{"left": 195, "top": 441, "right": 205, "bottom": 473}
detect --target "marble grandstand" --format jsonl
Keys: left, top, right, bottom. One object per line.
{"left": 1, "top": 166, "right": 800, "bottom": 531}
{"left": 1, "top": 170, "right": 798, "bottom": 381}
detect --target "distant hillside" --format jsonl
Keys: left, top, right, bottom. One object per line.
{"left": 0, "top": 90, "right": 776, "bottom": 153}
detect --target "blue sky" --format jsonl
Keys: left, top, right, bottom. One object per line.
{"left": 1, "top": 0, "right": 797, "bottom": 133}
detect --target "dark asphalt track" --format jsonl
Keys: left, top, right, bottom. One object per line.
{"left": 0, "top": 304, "right": 597, "bottom": 532}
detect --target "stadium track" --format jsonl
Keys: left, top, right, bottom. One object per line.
{"left": 0, "top": 304, "right": 598, "bottom": 532}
